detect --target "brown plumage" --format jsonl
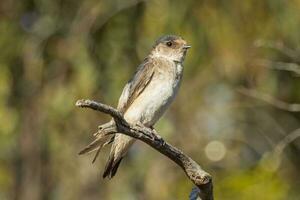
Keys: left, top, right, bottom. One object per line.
{"left": 79, "top": 35, "right": 191, "bottom": 178}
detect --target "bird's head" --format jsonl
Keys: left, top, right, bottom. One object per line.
{"left": 150, "top": 35, "right": 191, "bottom": 63}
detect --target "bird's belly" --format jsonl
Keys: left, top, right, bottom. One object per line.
{"left": 124, "top": 75, "right": 180, "bottom": 126}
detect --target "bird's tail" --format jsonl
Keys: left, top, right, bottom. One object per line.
{"left": 102, "top": 152, "right": 123, "bottom": 179}
{"left": 78, "top": 121, "right": 115, "bottom": 163}
{"left": 102, "top": 134, "right": 135, "bottom": 179}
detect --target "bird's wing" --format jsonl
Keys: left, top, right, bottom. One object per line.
{"left": 78, "top": 58, "right": 155, "bottom": 162}
{"left": 117, "top": 58, "right": 155, "bottom": 113}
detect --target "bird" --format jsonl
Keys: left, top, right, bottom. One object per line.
{"left": 79, "top": 35, "right": 191, "bottom": 178}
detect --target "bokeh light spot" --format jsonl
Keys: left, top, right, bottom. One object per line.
{"left": 205, "top": 140, "right": 226, "bottom": 162}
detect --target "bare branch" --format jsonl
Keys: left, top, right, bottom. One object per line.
{"left": 253, "top": 59, "right": 300, "bottom": 76}
{"left": 238, "top": 88, "right": 300, "bottom": 112}
{"left": 75, "top": 100, "right": 127, "bottom": 126}
{"left": 254, "top": 40, "right": 300, "bottom": 62}
{"left": 76, "top": 99, "right": 213, "bottom": 200}
{"left": 260, "top": 128, "right": 300, "bottom": 172}
{"left": 273, "top": 128, "right": 300, "bottom": 157}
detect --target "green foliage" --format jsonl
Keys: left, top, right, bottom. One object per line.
{"left": 216, "top": 168, "right": 288, "bottom": 200}
{"left": 0, "top": 0, "right": 300, "bottom": 199}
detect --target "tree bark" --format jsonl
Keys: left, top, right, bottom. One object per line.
{"left": 76, "top": 99, "right": 213, "bottom": 200}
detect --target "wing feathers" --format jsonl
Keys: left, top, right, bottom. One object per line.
{"left": 80, "top": 57, "right": 156, "bottom": 176}
{"left": 117, "top": 58, "right": 156, "bottom": 113}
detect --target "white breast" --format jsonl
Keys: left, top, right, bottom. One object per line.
{"left": 124, "top": 62, "right": 183, "bottom": 126}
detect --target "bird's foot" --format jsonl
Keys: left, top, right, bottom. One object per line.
{"left": 135, "top": 123, "right": 165, "bottom": 146}
{"left": 135, "top": 122, "right": 144, "bottom": 128}
{"left": 150, "top": 127, "right": 165, "bottom": 147}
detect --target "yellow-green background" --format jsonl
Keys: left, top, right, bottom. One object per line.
{"left": 1, "top": 0, "right": 300, "bottom": 199}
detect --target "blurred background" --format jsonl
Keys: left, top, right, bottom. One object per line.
{"left": 1, "top": 0, "right": 300, "bottom": 199}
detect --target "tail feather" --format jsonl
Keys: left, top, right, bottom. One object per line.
{"left": 102, "top": 134, "right": 135, "bottom": 178}
{"left": 111, "top": 158, "right": 123, "bottom": 177}
{"left": 92, "top": 146, "right": 102, "bottom": 163}
{"left": 102, "top": 155, "right": 114, "bottom": 178}
{"left": 102, "top": 154, "right": 123, "bottom": 179}
{"left": 79, "top": 121, "right": 115, "bottom": 163}
{"left": 78, "top": 134, "right": 109, "bottom": 155}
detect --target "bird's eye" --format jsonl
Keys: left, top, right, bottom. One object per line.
{"left": 166, "top": 41, "right": 172, "bottom": 47}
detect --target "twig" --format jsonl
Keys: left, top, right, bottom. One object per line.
{"left": 76, "top": 99, "right": 213, "bottom": 200}
{"left": 253, "top": 59, "right": 300, "bottom": 76}
{"left": 254, "top": 40, "right": 300, "bottom": 62}
{"left": 238, "top": 88, "right": 300, "bottom": 112}
{"left": 260, "top": 128, "right": 300, "bottom": 172}
{"left": 273, "top": 128, "right": 300, "bottom": 158}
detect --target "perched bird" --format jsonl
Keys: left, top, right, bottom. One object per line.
{"left": 79, "top": 35, "right": 191, "bottom": 178}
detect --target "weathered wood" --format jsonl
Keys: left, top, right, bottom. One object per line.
{"left": 76, "top": 99, "right": 213, "bottom": 200}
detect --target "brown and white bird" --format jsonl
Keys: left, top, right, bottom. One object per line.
{"left": 79, "top": 35, "right": 191, "bottom": 178}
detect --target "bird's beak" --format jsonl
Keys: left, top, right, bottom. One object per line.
{"left": 183, "top": 45, "right": 191, "bottom": 49}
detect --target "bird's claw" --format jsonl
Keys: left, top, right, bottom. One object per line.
{"left": 135, "top": 123, "right": 165, "bottom": 146}
{"left": 154, "top": 134, "right": 165, "bottom": 146}
{"left": 135, "top": 122, "right": 144, "bottom": 128}
{"left": 150, "top": 128, "right": 165, "bottom": 146}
